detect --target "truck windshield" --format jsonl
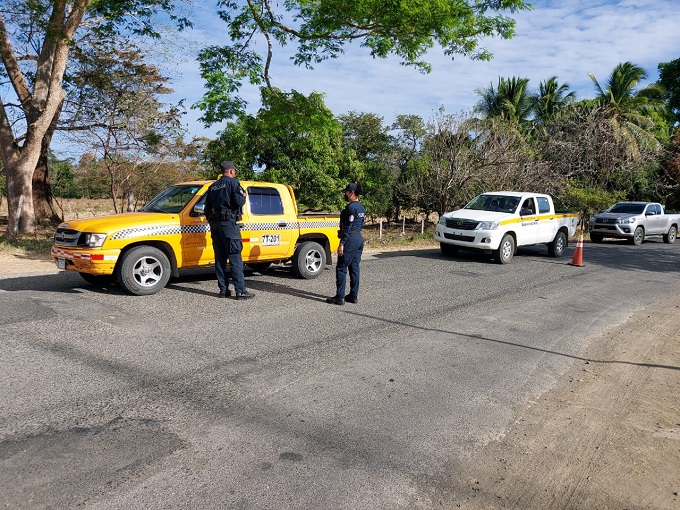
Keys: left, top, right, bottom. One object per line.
{"left": 464, "top": 194, "right": 520, "bottom": 213}
{"left": 608, "top": 203, "right": 645, "bottom": 214}
{"left": 141, "top": 185, "right": 203, "bottom": 214}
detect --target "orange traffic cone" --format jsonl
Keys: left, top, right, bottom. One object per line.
{"left": 568, "top": 230, "right": 585, "bottom": 267}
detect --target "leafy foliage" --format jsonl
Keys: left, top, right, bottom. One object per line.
{"left": 658, "top": 58, "right": 680, "bottom": 126}
{"left": 195, "top": 0, "right": 530, "bottom": 123}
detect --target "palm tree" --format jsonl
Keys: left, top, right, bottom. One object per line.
{"left": 589, "top": 62, "right": 667, "bottom": 156}
{"left": 474, "top": 76, "right": 534, "bottom": 126}
{"left": 533, "top": 76, "right": 575, "bottom": 123}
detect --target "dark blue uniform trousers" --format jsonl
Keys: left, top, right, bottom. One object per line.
{"left": 335, "top": 234, "right": 364, "bottom": 300}
{"left": 210, "top": 221, "right": 245, "bottom": 294}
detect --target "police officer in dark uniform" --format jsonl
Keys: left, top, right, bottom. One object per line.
{"left": 326, "top": 182, "right": 366, "bottom": 305}
{"left": 204, "top": 161, "right": 254, "bottom": 300}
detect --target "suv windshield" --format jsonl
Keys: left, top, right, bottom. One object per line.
{"left": 464, "top": 194, "right": 520, "bottom": 213}
{"left": 141, "top": 185, "right": 204, "bottom": 214}
{"left": 608, "top": 203, "right": 645, "bottom": 214}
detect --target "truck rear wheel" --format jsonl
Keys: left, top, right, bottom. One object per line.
{"left": 292, "top": 241, "right": 326, "bottom": 279}
{"left": 629, "top": 226, "right": 644, "bottom": 246}
{"left": 440, "top": 243, "right": 459, "bottom": 257}
{"left": 117, "top": 246, "right": 171, "bottom": 295}
{"left": 547, "top": 231, "right": 567, "bottom": 257}
{"left": 493, "top": 234, "right": 515, "bottom": 264}
{"left": 663, "top": 226, "right": 677, "bottom": 244}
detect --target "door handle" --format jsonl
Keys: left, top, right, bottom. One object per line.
{"left": 277, "top": 220, "right": 287, "bottom": 227}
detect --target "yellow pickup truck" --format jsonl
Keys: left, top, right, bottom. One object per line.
{"left": 51, "top": 181, "right": 340, "bottom": 295}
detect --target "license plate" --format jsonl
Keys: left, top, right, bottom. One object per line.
{"left": 57, "top": 257, "right": 66, "bottom": 270}
{"left": 262, "top": 234, "right": 280, "bottom": 246}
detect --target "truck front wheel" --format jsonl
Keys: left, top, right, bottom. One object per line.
{"left": 292, "top": 241, "right": 326, "bottom": 279}
{"left": 663, "top": 226, "right": 677, "bottom": 244}
{"left": 493, "top": 234, "right": 515, "bottom": 264}
{"left": 630, "top": 226, "right": 644, "bottom": 246}
{"left": 117, "top": 246, "right": 171, "bottom": 295}
{"left": 547, "top": 231, "right": 567, "bottom": 257}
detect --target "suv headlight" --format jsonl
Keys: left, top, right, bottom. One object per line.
{"left": 477, "top": 220, "right": 500, "bottom": 230}
{"left": 85, "top": 233, "right": 107, "bottom": 247}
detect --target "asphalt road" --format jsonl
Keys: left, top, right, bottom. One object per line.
{"left": 1, "top": 239, "right": 679, "bottom": 509}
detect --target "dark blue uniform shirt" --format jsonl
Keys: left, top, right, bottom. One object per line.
{"left": 339, "top": 201, "right": 366, "bottom": 246}
{"left": 204, "top": 175, "right": 245, "bottom": 237}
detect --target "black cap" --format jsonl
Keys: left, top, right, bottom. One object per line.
{"left": 342, "top": 183, "right": 358, "bottom": 193}
{"left": 220, "top": 161, "right": 236, "bottom": 171}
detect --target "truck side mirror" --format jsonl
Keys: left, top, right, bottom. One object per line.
{"left": 520, "top": 207, "right": 533, "bottom": 216}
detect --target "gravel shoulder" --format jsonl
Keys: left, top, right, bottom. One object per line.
{"left": 1, "top": 251, "right": 678, "bottom": 509}
{"left": 453, "top": 295, "right": 680, "bottom": 509}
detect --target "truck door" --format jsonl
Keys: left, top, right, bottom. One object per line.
{"left": 240, "top": 185, "right": 294, "bottom": 262}
{"left": 516, "top": 197, "right": 539, "bottom": 245}
{"left": 180, "top": 193, "right": 214, "bottom": 267}
{"left": 535, "top": 196, "right": 556, "bottom": 243}
{"left": 645, "top": 204, "right": 664, "bottom": 234}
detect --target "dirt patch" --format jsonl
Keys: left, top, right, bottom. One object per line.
{"left": 453, "top": 297, "right": 680, "bottom": 509}
{"left": 0, "top": 251, "right": 56, "bottom": 276}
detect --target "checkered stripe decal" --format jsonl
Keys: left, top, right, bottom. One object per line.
{"left": 182, "top": 224, "right": 211, "bottom": 233}
{"left": 242, "top": 222, "right": 298, "bottom": 231}
{"left": 111, "top": 224, "right": 211, "bottom": 239}
{"left": 241, "top": 220, "right": 339, "bottom": 231}
{"left": 299, "top": 220, "right": 339, "bottom": 229}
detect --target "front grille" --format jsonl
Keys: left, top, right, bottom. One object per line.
{"left": 445, "top": 218, "right": 478, "bottom": 230}
{"left": 444, "top": 233, "right": 475, "bottom": 242}
{"left": 54, "top": 228, "right": 85, "bottom": 247}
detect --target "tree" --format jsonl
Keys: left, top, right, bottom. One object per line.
{"left": 195, "top": 0, "right": 531, "bottom": 123}
{"left": 474, "top": 76, "right": 534, "bottom": 126}
{"left": 658, "top": 58, "right": 680, "bottom": 126}
{"left": 402, "top": 112, "right": 548, "bottom": 218}
{"left": 205, "top": 88, "right": 352, "bottom": 211}
{"left": 0, "top": 0, "right": 190, "bottom": 236}
{"left": 533, "top": 76, "right": 575, "bottom": 124}
{"left": 589, "top": 62, "right": 668, "bottom": 156}
{"left": 65, "top": 43, "right": 186, "bottom": 213}
{"left": 339, "top": 112, "right": 396, "bottom": 219}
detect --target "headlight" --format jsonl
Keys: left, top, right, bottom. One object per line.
{"left": 85, "top": 233, "right": 107, "bottom": 247}
{"left": 617, "top": 217, "right": 637, "bottom": 224}
{"left": 477, "top": 220, "right": 500, "bottom": 230}
{"left": 438, "top": 217, "right": 447, "bottom": 225}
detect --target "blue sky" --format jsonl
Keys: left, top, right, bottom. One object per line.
{"left": 54, "top": 0, "right": 680, "bottom": 156}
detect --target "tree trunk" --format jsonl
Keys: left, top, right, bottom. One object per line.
{"left": 126, "top": 190, "right": 135, "bottom": 212}
{"left": 5, "top": 158, "right": 36, "bottom": 237}
{"left": 32, "top": 104, "right": 64, "bottom": 227}
{"left": 32, "top": 150, "right": 61, "bottom": 227}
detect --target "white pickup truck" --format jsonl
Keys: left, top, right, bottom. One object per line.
{"left": 435, "top": 191, "right": 579, "bottom": 264}
{"left": 588, "top": 201, "right": 679, "bottom": 245}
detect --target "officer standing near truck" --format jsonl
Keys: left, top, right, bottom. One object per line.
{"left": 326, "top": 182, "right": 366, "bottom": 305}
{"left": 204, "top": 161, "right": 254, "bottom": 300}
